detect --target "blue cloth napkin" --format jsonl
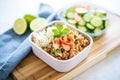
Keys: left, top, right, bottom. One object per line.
{"left": 0, "top": 3, "right": 57, "bottom": 80}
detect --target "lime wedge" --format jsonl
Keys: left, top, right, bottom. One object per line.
{"left": 13, "top": 18, "right": 27, "bottom": 35}
{"left": 24, "top": 14, "right": 36, "bottom": 23}
{"left": 30, "top": 18, "right": 48, "bottom": 32}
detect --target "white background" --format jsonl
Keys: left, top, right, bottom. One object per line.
{"left": 0, "top": 0, "right": 120, "bottom": 80}
{"left": 0, "top": 0, "right": 120, "bottom": 34}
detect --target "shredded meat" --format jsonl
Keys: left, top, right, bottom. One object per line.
{"left": 42, "top": 30, "right": 90, "bottom": 60}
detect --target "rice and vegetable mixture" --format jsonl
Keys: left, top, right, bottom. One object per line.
{"left": 32, "top": 23, "right": 90, "bottom": 60}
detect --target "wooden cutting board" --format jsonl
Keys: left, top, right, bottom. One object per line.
{"left": 12, "top": 13, "right": 120, "bottom": 80}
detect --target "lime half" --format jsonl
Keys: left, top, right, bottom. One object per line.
{"left": 24, "top": 14, "right": 36, "bottom": 23}
{"left": 13, "top": 18, "right": 27, "bottom": 35}
{"left": 30, "top": 18, "right": 48, "bottom": 32}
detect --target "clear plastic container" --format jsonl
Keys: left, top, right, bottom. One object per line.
{"left": 57, "top": 1, "right": 109, "bottom": 40}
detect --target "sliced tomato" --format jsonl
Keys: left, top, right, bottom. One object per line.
{"left": 54, "top": 38, "right": 60, "bottom": 44}
{"left": 59, "top": 38, "right": 73, "bottom": 46}
{"left": 74, "top": 13, "right": 81, "bottom": 22}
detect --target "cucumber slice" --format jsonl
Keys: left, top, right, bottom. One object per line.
{"left": 90, "top": 10, "right": 96, "bottom": 15}
{"left": 67, "top": 8, "right": 75, "bottom": 12}
{"left": 30, "top": 18, "right": 48, "bottom": 32}
{"left": 90, "top": 16, "right": 102, "bottom": 27}
{"left": 102, "top": 18, "right": 109, "bottom": 28}
{"left": 83, "top": 13, "right": 93, "bottom": 22}
{"left": 78, "top": 18, "right": 86, "bottom": 26}
{"left": 105, "top": 19, "right": 109, "bottom": 27}
{"left": 66, "top": 12, "right": 74, "bottom": 19}
{"left": 95, "top": 10, "right": 107, "bottom": 18}
{"left": 67, "top": 19, "right": 77, "bottom": 24}
{"left": 75, "top": 8, "right": 88, "bottom": 15}
{"left": 100, "top": 25, "right": 105, "bottom": 29}
{"left": 94, "top": 28, "right": 102, "bottom": 33}
{"left": 78, "top": 26, "right": 87, "bottom": 32}
{"left": 86, "top": 23, "right": 95, "bottom": 30}
{"left": 24, "top": 14, "right": 36, "bottom": 23}
{"left": 13, "top": 18, "right": 27, "bottom": 35}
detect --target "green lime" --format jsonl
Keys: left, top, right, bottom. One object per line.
{"left": 13, "top": 18, "right": 27, "bottom": 35}
{"left": 24, "top": 14, "right": 36, "bottom": 23}
{"left": 30, "top": 18, "right": 48, "bottom": 32}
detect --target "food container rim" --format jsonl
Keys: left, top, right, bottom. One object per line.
{"left": 56, "top": 1, "right": 110, "bottom": 38}
{"left": 29, "top": 20, "right": 93, "bottom": 62}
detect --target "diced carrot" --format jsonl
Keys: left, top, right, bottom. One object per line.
{"left": 67, "top": 34, "right": 74, "bottom": 41}
{"left": 54, "top": 38, "right": 60, "bottom": 44}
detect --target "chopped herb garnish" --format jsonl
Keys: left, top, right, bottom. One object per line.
{"left": 52, "top": 49, "right": 61, "bottom": 54}
{"left": 52, "top": 24, "right": 70, "bottom": 37}
{"left": 57, "top": 24, "right": 63, "bottom": 32}
{"left": 62, "top": 28, "right": 70, "bottom": 34}
{"left": 52, "top": 29, "right": 60, "bottom": 35}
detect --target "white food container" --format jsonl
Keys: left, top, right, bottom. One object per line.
{"left": 29, "top": 21, "right": 93, "bottom": 72}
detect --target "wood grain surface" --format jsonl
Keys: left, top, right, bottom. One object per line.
{"left": 12, "top": 13, "right": 120, "bottom": 80}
